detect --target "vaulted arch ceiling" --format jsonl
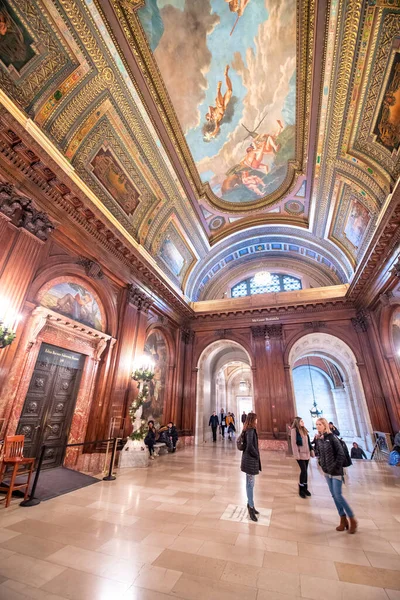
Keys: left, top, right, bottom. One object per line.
{"left": 1, "top": 0, "right": 399, "bottom": 301}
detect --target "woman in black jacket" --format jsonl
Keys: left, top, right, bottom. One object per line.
{"left": 315, "top": 418, "right": 357, "bottom": 533}
{"left": 167, "top": 422, "right": 178, "bottom": 452}
{"left": 241, "top": 412, "right": 261, "bottom": 522}
{"left": 144, "top": 420, "right": 156, "bottom": 460}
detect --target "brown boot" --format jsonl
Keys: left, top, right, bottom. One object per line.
{"left": 336, "top": 516, "right": 349, "bottom": 531}
{"left": 348, "top": 517, "right": 357, "bottom": 534}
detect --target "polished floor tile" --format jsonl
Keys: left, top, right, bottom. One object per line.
{"left": 0, "top": 443, "right": 399, "bottom": 600}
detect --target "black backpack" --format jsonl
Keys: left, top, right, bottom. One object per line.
{"left": 236, "top": 431, "right": 246, "bottom": 451}
{"left": 339, "top": 439, "right": 352, "bottom": 468}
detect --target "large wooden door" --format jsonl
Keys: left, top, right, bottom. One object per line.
{"left": 16, "top": 343, "right": 85, "bottom": 469}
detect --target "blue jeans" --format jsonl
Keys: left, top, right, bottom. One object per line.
{"left": 325, "top": 476, "right": 354, "bottom": 518}
{"left": 246, "top": 474, "right": 255, "bottom": 508}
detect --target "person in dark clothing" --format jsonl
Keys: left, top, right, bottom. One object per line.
{"left": 315, "top": 418, "right": 357, "bottom": 534}
{"left": 241, "top": 411, "right": 247, "bottom": 425}
{"left": 144, "top": 420, "right": 156, "bottom": 460}
{"left": 329, "top": 422, "right": 340, "bottom": 437}
{"left": 167, "top": 422, "right": 178, "bottom": 452}
{"left": 209, "top": 412, "right": 219, "bottom": 442}
{"left": 220, "top": 409, "right": 226, "bottom": 437}
{"left": 240, "top": 412, "right": 261, "bottom": 522}
{"left": 290, "top": 416, "right": 313, "bottom": 498}
{"left": 350, "top": 442, "right": 367, "bottom": 460}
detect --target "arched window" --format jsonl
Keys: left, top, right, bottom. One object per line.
{"left": 231, "top": 273, "right": 302, "bottom": 298}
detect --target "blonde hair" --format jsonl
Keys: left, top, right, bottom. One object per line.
{"left": 316, "top": 417, "right": 331, "bottom": 434}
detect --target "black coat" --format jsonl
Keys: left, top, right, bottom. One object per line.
{"left": 315, "top": 432, "right": 345, "bottom": 476}
{"left": 241, "top": 428, "right": 261, "bottom": 475}
{"left": 209, "top": 415, "right": 219, "bottom": 428}
{"left": 167, "top": 425, "right": 178, "bottom": 443}
{"left": 351, "top": 446, "right": 367, "bottom": 459}
{"left": 144, "top": 428, "right": 156, "bottom": 445}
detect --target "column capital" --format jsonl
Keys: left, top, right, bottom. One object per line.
{"left": 0, "top": 183, "right": 54, "bottom": 241}
{"left": 266, "top": 324, "right": 283, "bottom": 339}
{"left": 127, "top": 284, "right": 153, "bottom": 313}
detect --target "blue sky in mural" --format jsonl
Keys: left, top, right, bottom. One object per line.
{"left": 185, "top": 1, "right": 269, "bottom": 163}
{"left": 139, "top": 0, "right": 297, "bottom": 203}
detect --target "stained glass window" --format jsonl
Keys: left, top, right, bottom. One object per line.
{"left": 231, "top": 274, "right": 302, "bottom": 298}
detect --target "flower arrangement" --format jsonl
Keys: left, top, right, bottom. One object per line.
{"left": 0, "top": 323, "right": 16, "bottom": 349}
{"left": 129, "top": 368, "right": 155, "bottom": 441}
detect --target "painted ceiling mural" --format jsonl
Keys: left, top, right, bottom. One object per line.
{"left": 138, "top": 0, "right": 296, "bottom": 205}
{"left": 0, "top": 0, "right": 399, "bottom": 299}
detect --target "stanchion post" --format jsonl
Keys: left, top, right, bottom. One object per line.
{"left": 103, "top": 437, "right": 118, "bottom": 481}
{"left": 20, "top": 445, "right": 46, "bottom": 507}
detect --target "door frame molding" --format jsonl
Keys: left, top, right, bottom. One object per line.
{"left": 1, "top": 306, "right": 113, "bottom": 468}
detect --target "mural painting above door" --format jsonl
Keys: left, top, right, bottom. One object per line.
{"left": 138, "top": 0, "right": 297, "bottom": 205}
{"left": 142, "top": 330, "right": 168, "bottom": 425}
{"left": 37, "top": 277, "right": 105, "bottom": 332}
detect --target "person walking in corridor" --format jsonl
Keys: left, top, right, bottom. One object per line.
{"left": 241, "top": 411, "right": 247, "bottom": 428}
{"left": 350, "top": 442, "right": 367, "bottom": 460}
{"left": 314, "top": 418, "right": 357, "bottom": 534}
{"left": 220, "top": 408, "right": 226, "bottom": 438}
{"left": 226, "top": 412, "right": 235, "bottom": 441}
{"left": 209, "top": 411, "right": 219, "bottom": 442}
{"left": 291, "top": 416, "right": 313, "bottom": 498}
{"left": 240, "top": 412, "right": 261, "bottom": 522}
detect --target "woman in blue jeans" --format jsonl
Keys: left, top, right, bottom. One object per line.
{"left": 240, "top": 412, "right": 261, "bottom": 522}
{"left": 314, "top": 418, "right": 357, "bottom": 534}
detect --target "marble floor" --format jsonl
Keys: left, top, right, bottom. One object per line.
{"left": 0, "top": 441, "right": 399, "bottom": 600}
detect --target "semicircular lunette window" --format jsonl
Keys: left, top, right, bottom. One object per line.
{"left": 231, "top": 273, "right": 302, "bottom": 298}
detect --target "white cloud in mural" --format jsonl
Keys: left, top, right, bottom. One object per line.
{"left": 197, "top": 0, "right": 296, "bottom": 186}
{"left": 154, "top": 0, "right": 220, "bottom": 133}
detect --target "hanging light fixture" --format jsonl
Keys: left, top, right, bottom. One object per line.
{"left": 253, "top": 271, "right": 273, "bottom": 287}
{"left": 307, "top": 357, "right": 323, "bottom": 429}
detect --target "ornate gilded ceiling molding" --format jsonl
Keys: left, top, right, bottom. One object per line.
{"left": 313, "top": 0, "right": 364, "bottom": 237}
{"left": 0, "top": 113, "right": 193, "bottom": 319}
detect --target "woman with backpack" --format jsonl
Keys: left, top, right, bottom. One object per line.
{"left": 290, "top": 417, "right": 313, "bottom": 498}
{"left": 239, "top": 412, "right": 261, "bottom": 522}
{"left": 314, "top": 417, "right": 357, "bottom": 534}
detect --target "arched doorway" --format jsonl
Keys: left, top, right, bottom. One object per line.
{"left": 196, "top": 340, "right": 253, "bottom": 444}
{"left": 289, "top": 333, "right": 373, "bottom": 452}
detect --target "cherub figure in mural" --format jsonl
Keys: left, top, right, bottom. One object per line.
{"left": 221, "top": 170, "right": 265, "bottom": 197}
{"left": 241, "top": 171, "right": 266, "bottom": 196}
{"left": 203, "top": 66, "right": 233, "bottom": 141}
{"left": 225, "top": 0, "right": 251, "bottom": 16}
{"left": 0, "top": 1, "right": 30, "bottom": 66}
{"left": 240, "top": 120, "right": 284, "bottom": 174}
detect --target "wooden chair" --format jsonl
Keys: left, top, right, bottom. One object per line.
{"left": 0, "top": 435, "right": 35, "bottom": 508}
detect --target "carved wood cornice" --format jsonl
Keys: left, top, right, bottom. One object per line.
{"left": 195, "top": 297, "right": 353, "bottom": 321}
{"left": 0, "top": 114, "right": 193, "bottom": 320}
